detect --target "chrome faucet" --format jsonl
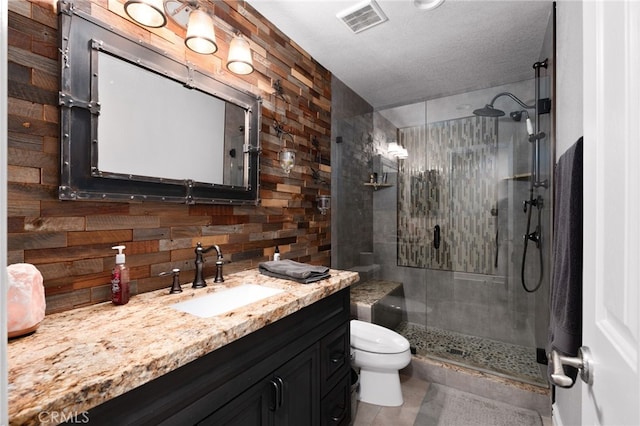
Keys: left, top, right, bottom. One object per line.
{"left": 193, "top": 242, "right": 224, "bottom": 288}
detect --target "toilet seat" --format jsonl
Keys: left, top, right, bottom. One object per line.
{"left": 350, "top": 320, "right": 410, "bottom": 354}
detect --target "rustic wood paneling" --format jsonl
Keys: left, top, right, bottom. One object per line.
{"left": 67, "top": 230, "right": 132, "bottom": 246}
{"left": 7, "top": 0, "right": 332, "bottom": 314}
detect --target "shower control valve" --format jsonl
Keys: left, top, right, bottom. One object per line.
{"left": 524, "top": 226, "right": 541, "bottom": 248}
{"left": 528, "top": 131, "right": 546, "bottom": 143}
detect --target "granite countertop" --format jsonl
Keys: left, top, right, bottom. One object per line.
{"left": 7, "top": 268, "right": 359, "bottom": 425}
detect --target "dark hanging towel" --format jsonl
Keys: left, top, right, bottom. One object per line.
{"left": 547, "top": 137, "right": 583, "bottom": 385}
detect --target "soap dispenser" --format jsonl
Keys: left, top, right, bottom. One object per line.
{"left": 111, "top": 245, "right": 130, "bottom": 305}
{"left": 274, "top": 246, "right": 280, "bottom": 261}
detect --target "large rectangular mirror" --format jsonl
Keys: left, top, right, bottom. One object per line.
{"left": 58, "top": 4, "right": 261, "bottom": 204}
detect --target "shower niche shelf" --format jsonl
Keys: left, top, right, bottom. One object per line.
{"left": 363, "top": 183, "right": 393, "bottom": 190}
{"left": 500, "top": 173, "right": 532, "bottom": 182}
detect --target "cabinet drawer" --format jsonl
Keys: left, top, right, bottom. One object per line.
{"left": 321, "top": 373, "right": 351, "bottom": 426}
{"left": 321, "top": 323, "right": 350, "bottom": 395}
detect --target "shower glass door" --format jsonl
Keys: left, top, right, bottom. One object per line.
{"left": 393, "top": 85, "right": 549, "bottom": 386}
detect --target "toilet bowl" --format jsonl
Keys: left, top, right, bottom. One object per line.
{"left": 350, "top": 319, "right": 411, "bottom": 407}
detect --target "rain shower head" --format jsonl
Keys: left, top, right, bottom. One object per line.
{"left": 473, "top": 105, "right": 505, "bottom": 117}
{"left": 473, "top": 92, "right": 535, "bottom": 118}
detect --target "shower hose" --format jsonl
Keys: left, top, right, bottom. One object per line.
{"left": 521, "top": 194, "right": 544, "bottom": 293}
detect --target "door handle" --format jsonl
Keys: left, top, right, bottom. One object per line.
{"left": 433, "top": 225, "right": 441, "bottom": 250}
{"left": 269, "top": 376, "right": 285, "bottom": 411}
{"left": 269, "top": 379, "right": 279, "bottom": 411}
{"left": 549, "top": 346, "right": 593, "bottom": 387}
{"left": 275, "top": 376, "right": 284, "bottom": 409}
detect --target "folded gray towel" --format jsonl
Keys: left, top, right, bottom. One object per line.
{"left": 258, "top": 260, "right": 330, "bottom": 284}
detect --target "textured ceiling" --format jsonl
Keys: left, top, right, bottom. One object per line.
{"left": 247, "top": 0, "right": 553, "bottom": 110}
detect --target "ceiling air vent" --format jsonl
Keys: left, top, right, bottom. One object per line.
{"left": 337, "top": 0, "right": 388, "bottom": 34}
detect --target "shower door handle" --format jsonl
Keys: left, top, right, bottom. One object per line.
{"left": 433, "top": 225, "right": 441, "bottom": 250}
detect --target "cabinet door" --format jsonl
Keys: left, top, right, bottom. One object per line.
{"left": 321, "top": 373, "right": 351, "bottom": 426}
{"left": 198, "top": 380, "right": 273, "bottom": 426}
{"left": 320, "top": 324, "right": 350, "bottom": 396}
{"left": 273, "top": 344, "right": 320, "bottom": 426}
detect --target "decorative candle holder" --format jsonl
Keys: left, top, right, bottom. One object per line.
{"left": 279, "top": 148, "right": 296, "bottom": 175}
{"left": 278, "top": 132, "right": 295, "bottom": 175}
{"left": 316, "top": 195, "right": 330, "bottom": 215}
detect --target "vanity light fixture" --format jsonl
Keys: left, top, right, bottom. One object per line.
{"left": 124, "top": 0, "right": 167, "bottom": 28}
{"left": 396, "top": 146, "right": 409, "bottom": 159}
{"left": 388, "top": 141, "right": 409, "bottom": 159}
{"left": 388, "top": 142, "right": 401, "bottom": 156}
{"left": 185, "top": 8, "right": 218, "bottom": 54}
{"left": 226, "top": 34, "right": 254, "bottom": 75}
{"left": 124, "top": 0, "right": 254, "bottom": 74}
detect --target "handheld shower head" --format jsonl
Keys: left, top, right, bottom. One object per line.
{"left": 526, "top": 117, "right": 535, "bottom": 137}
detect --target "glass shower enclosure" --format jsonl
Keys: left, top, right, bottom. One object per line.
{"left": 391, "top": 78, "right": 552, "bottom": 386}
{"left": 332, "top": 72, "right": 553, "bottom": 387}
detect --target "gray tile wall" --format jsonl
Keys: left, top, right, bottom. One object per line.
{"left": 397, "top": 117, "right": 498, "bottom": 275}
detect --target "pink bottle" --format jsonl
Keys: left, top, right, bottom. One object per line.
{"left": 111, "top": 245, "right": 130, "bottom": 305}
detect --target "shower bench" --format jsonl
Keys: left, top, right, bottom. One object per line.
{"left": 350, "top": 280, "right": 404, "bottom": 330}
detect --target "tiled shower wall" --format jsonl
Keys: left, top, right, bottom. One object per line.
{"left": 331, "top": 77, "right": 397, "bottom": 270}
{"left": 370, "top": 80, "right": 547, "bottom": 348}
{"left": 330, "top": 77, "right": 373, "bottom": 270}
{"left": 397, "top": 117, "right": 498, "bottom": 275}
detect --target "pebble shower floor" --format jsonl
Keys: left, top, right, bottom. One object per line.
{"left": 395, "top": 322, "right": 548, "bottom": 387}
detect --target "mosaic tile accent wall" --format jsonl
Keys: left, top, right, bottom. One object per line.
{"left": 398, "top": 117, "right": 498, "bottom": 274}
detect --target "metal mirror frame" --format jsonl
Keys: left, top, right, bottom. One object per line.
{"left": 58, "top": 2, "right": 261, "bottom": 205}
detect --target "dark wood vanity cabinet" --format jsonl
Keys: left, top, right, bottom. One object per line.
{"left": 81, "top": 288, "right": 351, "bottom": 426}
{"left": 200, "top": 344, "right": 319, "bottom": 426}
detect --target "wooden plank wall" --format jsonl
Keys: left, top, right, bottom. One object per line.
{"left": 7, "top": 0, "right": 332, "bottom": 314}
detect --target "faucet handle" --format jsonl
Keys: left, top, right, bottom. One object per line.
{"left": 160, "top": 268, "right": 182, "bottom": 294}
{"left": 214, "top": 259, "right": 224, "bottom": 283}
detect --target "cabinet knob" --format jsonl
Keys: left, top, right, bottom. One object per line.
{"left": 330, "top": 404, "right": 346, "bottom": 424}
{"left": 330, "top": 352, "right": 345, "bottom": 365}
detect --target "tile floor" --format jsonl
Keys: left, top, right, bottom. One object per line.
{"left": 353, "top": 374, "right": 428, "bottom": 426}
{"left": 395, "top": 322, "right": 547, "bottom": 386}
{"left": 352, "top": 373, "right": 552, "bottom": 426}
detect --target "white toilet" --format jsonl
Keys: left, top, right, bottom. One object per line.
{"left": 350, "top": 319, "right": 411, "bottom": 407}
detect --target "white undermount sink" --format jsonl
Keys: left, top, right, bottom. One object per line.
{"left": 170, "top": 284, "right": 284, "bottom": 318}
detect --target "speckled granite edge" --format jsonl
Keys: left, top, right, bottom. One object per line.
{"left": 7, "top": 269, "right": 359, "bottom": 425}
{"left": 350, "top": 280, "right": 402, "bottom": 306}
